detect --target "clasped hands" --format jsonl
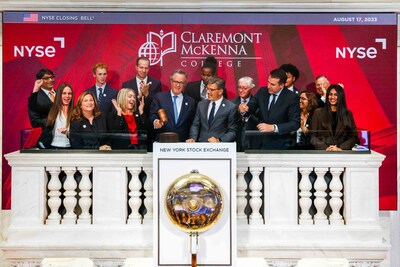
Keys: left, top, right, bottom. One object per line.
{"left": 326, "top": 145, "right": 342, "bottom": 151}
{"left": 138, "top": 81, "right": 152, "bottom": 98}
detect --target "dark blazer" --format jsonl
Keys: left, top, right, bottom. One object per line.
{"left": 122, "top": 76, "right": 162, "bottom": 116}
{"left": 185, "top": 80, "right": 228, "bottom": 106}
{"left": 310, "top": 108, "right": 358, "bottom": 150}
{"left": 246, "top": 87, "right": 300, "bottom": 150}
{"left": 185, "top": 80, "right": 203, "bottom": 104}
{"left": 290, "top": 111, "right": 314, "bottom": 150}
{"left": 122, "top": 76, "right": 161, "bottom": 151}
{"left": 149, "top": 91, "right": 196, "bottom": 142}
{"left": 292, "top": 86, "right": 301, "bottom": 95}
{"left": 316, "top": 94, "right": 325, "bottom": 108}
{"left": 38, "top": 124, "right": 55, "bottom": 148}
{"left": 107, "top": 109, "right": 148, "bottom": 149}
{"left": 70, "top": 114, "right": 108, "bottom": 149}
{"left": 85, "top": 84, "right": 118, "bottom": 116}
{"left": 28, "top": 90, "right": 53, "bottom": 128}
{"left": 189, "top": 98, "right": 238, "bottom": 142}
{"left": 230, "top": 96, "right": 254, "bottom": 151}
{"left": 38, "top": 120, "right": 73, "bottom": 149}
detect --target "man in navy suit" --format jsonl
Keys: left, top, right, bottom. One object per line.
{"left": 239, "top": 68, "right": 300, "bottom": 150}
{"left": 122, "top": 57, "right": 162, "bottom": 151}
{"left": 28, "top": 69, "right": 56, "bottom": 128}
{"left": 85, "top": 63, "right": 118, "bottom": 117}
{"left": 150, "top": 69, "right": 196, "bottom": 142}
{"left": 122, "top": 57, "right": 162, "bottom": 117}
{"left": 187, "top": 77, "right": 238, "bottom": 143}
{"left": 185, "top": 57, "right": 217, "bottom": 105}
{"left": 280, "top": 63, "right": 301, "bottom": 94}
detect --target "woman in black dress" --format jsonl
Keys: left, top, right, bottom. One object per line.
{"left": 69, "top": 91, "right": 110, "bottom": 150}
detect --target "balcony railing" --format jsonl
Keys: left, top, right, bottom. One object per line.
{"left": 3, "top": 149, "right": 388, "bottom": 267}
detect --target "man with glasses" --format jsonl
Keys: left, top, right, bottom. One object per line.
{"left": 230, "top": 76, "right": 256, "bottom": 151}
{"left": 186, "top": 76, "right": 237, "bottom": 143}
{"left": 150, "top": 69, "right": 196, "bottom": 142}
{"left": 28, "top": 68, "right": 56, "bottom": 128}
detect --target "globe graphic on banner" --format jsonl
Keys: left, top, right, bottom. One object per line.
{"left": 138, "top": 41, "right": 161, "bottom": 65}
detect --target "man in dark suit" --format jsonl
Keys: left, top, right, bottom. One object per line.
{"left": 122, "top": 57, "right": 162, "bottom": 116}
{"left": 280, "top": 63, "right": 301, "bottom": 94}
{"left": 187, "top": 77, "right": 237, "bottom": 143}
{"left": 150, "top": 69, "right": 196, "bottom": 142}
{"left": 28, "top": 69, "right": 56, "bottom": 128}
{"left": 122, "top": 57, "right": 162, "bottom": 151}
{"left": 184, "top": 56, "right": 230, "bottom": 105}
{"left": 85, "top": 63, "right": 118, "bottom": 117}
{"left": 315, "top": 75, "right": 330, "bottom": 108}
{"left": 230, "top": 76, "right": 255, "bottom": 151}
{"left": 239, "top": 68, "right": 300, "bottom": 150}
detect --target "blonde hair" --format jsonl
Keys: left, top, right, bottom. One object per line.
{"left": 117, "top": 88, "right": 136, "bottom": 112}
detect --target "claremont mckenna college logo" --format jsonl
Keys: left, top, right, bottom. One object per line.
{"left": 138, "top": 30, "right": 177, "bottom": 66}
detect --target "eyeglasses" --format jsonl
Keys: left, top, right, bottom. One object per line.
{"left": 238, "top": 87, "right": 250, "bottom": 91}
{"left": 172, "top": 80, "right": 185, "bottom": 86}
{"left": 207, "top": 87, "right": 220, "bottom": 92}
{"left": 42, "top": 76, "right": 55, "bottom": 81}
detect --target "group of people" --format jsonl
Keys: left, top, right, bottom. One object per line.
{"left": 27, "top": 56, "right": 359, "bottom": 151}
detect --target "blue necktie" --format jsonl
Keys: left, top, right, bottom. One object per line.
{"left": 208, "top": 101, "right": 216, "bottom": 126}
{"left": 173, "top": 95, "right": 179, "bottom": 124}
{"left": 98, "top": 88, "right": 104, "bottom": 106}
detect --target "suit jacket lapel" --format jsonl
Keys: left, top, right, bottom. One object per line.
{"left": 210, "top": 98, "right": 226, "bottom": 126}
{"left": 178, "top": 95, "right": 189, "bottom": 124}
{"left": 165, "top": 94, "right": 175, "bottom": 123}
{"left": 261, "top": 91, "right": 270, "bottom": 120}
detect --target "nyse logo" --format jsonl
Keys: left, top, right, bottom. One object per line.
{"left": 336, "top": 38, "right": 386, "bottom": 59}
{"left": 14, "top": 37, "right": 65, "bottom": 58}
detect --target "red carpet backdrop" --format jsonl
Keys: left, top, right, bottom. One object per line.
{"left": 2, "top": 12, "right": 397, "bottom": 209}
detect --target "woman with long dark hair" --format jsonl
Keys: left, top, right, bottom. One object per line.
{"left": 294, "top": 91, "right": 318, "bottom": 149}
{"left": 69, "top": 91, "right": 110, "bottom": 150}
{"left": 38, "top": 82, "right": 74, "bottom": 149}
{"left": 310, "top": 84, "right": 358, "bottom": 151}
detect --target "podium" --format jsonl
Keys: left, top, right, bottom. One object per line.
{"left": 153, "top": 142, "right": 237, "bottom": 267}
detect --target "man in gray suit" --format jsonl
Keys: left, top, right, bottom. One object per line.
{"left": 186, "top": 77, "right": 237, "bottom": 143}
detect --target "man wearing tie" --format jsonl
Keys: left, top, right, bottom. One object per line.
{"left": 28, "top": 69, "right": 57, "bottom": 128}
{"left": 150, "top": 69, "right": 196, "bottom": 142}
{"left": 85, "top": 63, "right": 118, "bottom": 117}
{"left": 122, "top": 57, "right": 162, "bottom": 151}
{"left": 239, "top": 68, "right": 300, "bottom": 150}
{"left": 187, "top": 77, "right": 238, "bottom": 143}
{"left": 230, "top": 76, "right": 256, "bottom": 151}
{"left": 122, "top": 56, "right": 162, "bottom": 117}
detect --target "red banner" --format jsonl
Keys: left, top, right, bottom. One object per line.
{"left": 2, "top": 12, "right": 397, "bottom": 209}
